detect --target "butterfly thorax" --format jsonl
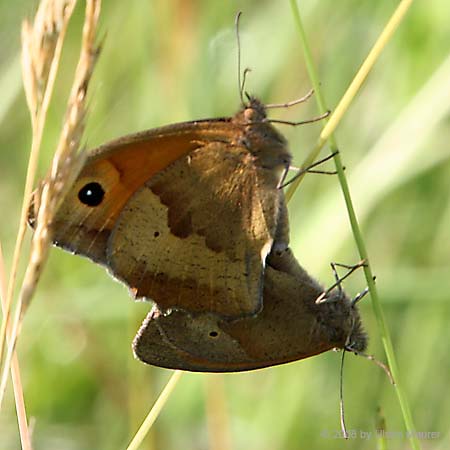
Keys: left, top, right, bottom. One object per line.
{"left": 231, "top": 96, "right": 292, "bottom": 186}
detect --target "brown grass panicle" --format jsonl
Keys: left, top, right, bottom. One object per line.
{"left": 0, "top": 0, "right": 102, "bottom": 441}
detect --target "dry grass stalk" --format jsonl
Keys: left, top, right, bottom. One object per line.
{"left": 0, "top": 0, "right": 76, "bottom": 382}
{"left": 126, "top": 371, "right": 183, "bottom": 450}
{"left": 0, "top": 0, "right": 102, "bottom": 410}
{"left": 22, "top": 0, "right": 76, "bottom": 120}
{"left": 0, "top": 244, "right": 33, "bottom": 450}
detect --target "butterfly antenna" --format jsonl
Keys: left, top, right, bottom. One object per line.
{"left": 339, "top": 349, "right": 349, "bottom": 439}
{"left": 235, "top": 11, "right": 246, "bottom": 107}
{"left": 242, "top": 67, "right": 252, "bottom": 100}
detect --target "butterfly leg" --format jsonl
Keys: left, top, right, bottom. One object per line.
{"left": 265, "top": 88, "right": 314, "bottom": 109}
{"left": 316, "top": 260, "right": 367, "bottom": 304}
{"left": 350, "top": 276, "right": 376, "bottom": 306}
{"left": 277, "top": 160, "right": 293, "bottom": 189}
{"left": 268, "top": 110, "right": 330, "bottom": 127}
{"left": 279, "top": 151, "right": 342, "bottom": 189}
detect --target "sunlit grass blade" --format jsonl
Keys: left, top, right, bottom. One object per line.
{"left": 298, "top": 51, "right": 450, "bottom": 267}
{"left": 286, "top": 0, "right": 415, "bottom": 202}
{"left": 126, "top": 370, "right": 183, "bottom": 450}
{"left": 0, "top": 244, "right": 32, "bottom": 450}
{"left": 288, "top": 1, "right": 420, "bottom": 449}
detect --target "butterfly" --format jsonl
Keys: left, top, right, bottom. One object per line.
{"left": 30, "top": 97, "right": 293, "bottom": 319}
{"left": 133, "top": 247, "right": 367, "bottom": 371}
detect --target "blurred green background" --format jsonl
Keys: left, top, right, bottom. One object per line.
{"left": 1, "top": 0, "right": 450, "bottom": 449}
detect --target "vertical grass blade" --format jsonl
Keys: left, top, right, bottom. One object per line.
{"left": 288, "top": 1, "right": 420, "bottom": 449}
{"left": 126, "top": 370, "right": 183, "bottom": 450}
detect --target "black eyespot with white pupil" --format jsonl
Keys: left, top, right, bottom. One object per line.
{"left": 78, "top": 182, "right": 105, "bottom": 206}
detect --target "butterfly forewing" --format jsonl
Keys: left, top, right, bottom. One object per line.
{"left": 107, "top": 140, "right": 283, "bottom": 317}
{"left": 42, "top": 102, "right": 291, "bottom": 318}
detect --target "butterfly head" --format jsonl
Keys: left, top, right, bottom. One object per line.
{"left": 318, "top": 288, "right": 368, "bottom": 353}
{"left": 345, "top": 307, "right": 367, "bottom": 353}
{"left": 241, "top": 96, "right": 268, "bottom": 123}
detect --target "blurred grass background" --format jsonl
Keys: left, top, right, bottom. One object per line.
{"left": 1, "top": 0, "right": 450, "bottom": 449}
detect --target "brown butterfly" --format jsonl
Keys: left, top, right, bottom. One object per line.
{"left": 133, "top": 247, "right": 367, "bottom": 372}
{"left": 30, "top": 97, "right": 293, "bottom": 319}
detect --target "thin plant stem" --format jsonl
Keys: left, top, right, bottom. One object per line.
{"left": 126, "top": 370, "right": 183, "bottom": 450}
{"left": 288, "top": 1, "right": 420, "bottom": 449}
{"left": 0, "top": 244, "right": 32, "bottom": 450}
{"left": 286, "top": 0, "right": 415, "bottom": 202}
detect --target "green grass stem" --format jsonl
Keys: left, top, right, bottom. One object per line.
{"left": 288, "top": 1, "right": 420, "bottom": 449}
